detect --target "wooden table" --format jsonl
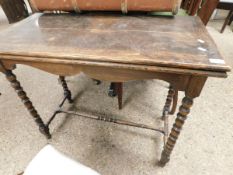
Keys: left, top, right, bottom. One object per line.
{"left": 0, "top": 13, "right": 230, "bottom": 166}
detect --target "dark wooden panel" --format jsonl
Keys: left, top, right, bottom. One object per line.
{"left": 198, "top": 0, "right": 219, "bottom": 25}
{"left": 217, "top": 2, "right": 233, "bottom": 10}
{"left": 0, "top": 13, "right": 230, "bottom": 73}
{"left": 0, "top": 0, "right": 29, "bottom": 23}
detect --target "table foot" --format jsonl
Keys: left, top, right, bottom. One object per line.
{"left": 159, "top": 151, "right": 170, "bottom": 166}
{"left": 39, "top": 125, "right": 51, "bottom": 139}
{"left": 59, "top": 76, "right": 73, "bottom": 103}
{"left": 4, "top": 69, "right": 51, "bottom": 139}
{"left": 160, "top": 96, "right": 193, "bottom": 166}
{"left": 161, "top": 85, "right": 175, "bottom": 120}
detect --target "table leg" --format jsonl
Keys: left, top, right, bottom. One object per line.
{"left": 108, "top": 82, "right": 123, "bottom": 109}
{"left": 169, "top": 89, "right": 178, "bottom": 115}
{"left": 162, "top": 86, "right": 175, "bottom": 120}
{"left": 228, "top": 11, "right": 233, "bottom": 25}
{"left": 115, "top": 82, "right": 123, "bottom": 110}
{"left": 220, "top": 10, "right": 233, "bottom": 33}
{"left": 108, "top": 82, "right": 117, "bottom": 97}
{"left": 160, "top": 96, "right": 193, "bottom": 166}
{"left": 4, "top": 69, "right": 51, "bottom": 139}
{"left": 58, "top": 76, "right": 73, "bottom": 103}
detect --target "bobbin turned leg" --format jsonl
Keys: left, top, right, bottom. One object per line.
{"left": 162, "top": 85, "right": 175, "bottom": 120}
{"left": 5, "top": 70, "right": 51, "bottom": 139}
{"left": 59, "top": 76, "right": 73, "bottom": 103}
{"left": 160, "top": 96, "right": 193, "bottom": 166}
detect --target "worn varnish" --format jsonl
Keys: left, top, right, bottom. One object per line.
{"left": 0, "top": 13, "right": 231, "bottom": 167}
{"left": 0, "top": 13, "right": 230, "bottom": 74}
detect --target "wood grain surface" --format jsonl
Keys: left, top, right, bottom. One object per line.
{"left": 0, "top": 13, "right": 230, "bottom": 74}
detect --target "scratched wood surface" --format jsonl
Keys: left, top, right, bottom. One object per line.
{"left": 0, "top": 13, "right": 230, "bottom": 73}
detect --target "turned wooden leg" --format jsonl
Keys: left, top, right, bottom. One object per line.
{"left": 115, "top": 82, "right": 123, "bottom": 110}
{"left": 59, "top": 76, "right": 73, "bottom": 103}
{"left": 160, "top": 96, "right": 193, "bottom": 166}
{"left": 162, "top": 86, "right": 175, "bottom": 120}
{"left": 4, "top": 70, "right": 51, "bottom": 139}
{"left": 170, "top": 89, "right": 178, "bottom": 115}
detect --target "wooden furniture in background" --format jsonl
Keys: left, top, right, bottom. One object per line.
{"left": 181, "top": 0, "right": 220, "bottom": 25}
{"left": 29, "top": 0, "right": 180, "bottom": 14}
{"left": 181, "top": 0, "right": 232, "bottom": 32}
{"left": 0, "top": 0, "right": 29, "bottom": 23}
{"left": 181, "top": 0, "right": 202, "bottom": 15}
{"left": 198, "top": 0, "right": 233, "bottom": 31}
{"left": 198, "top": 0, "right": 220, "bottom": 25}
{"left": 217, "top": 1, "right": 233, "bottom": 33}
{"left": 0, "top": 13, "right": 230, "bottom": 166}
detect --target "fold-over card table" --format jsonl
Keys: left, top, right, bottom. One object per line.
{"left": 0, "top": 13, "right": 230, "bottom": 166}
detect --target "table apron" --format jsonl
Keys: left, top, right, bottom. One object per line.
{"left": 1, "top": 59, "right": 193, "bottom": 90}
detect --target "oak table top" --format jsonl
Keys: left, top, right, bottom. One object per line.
{"left": 0, "top": 13, "right": 231, "bottom": 167}
{"left": 0, "top": 13, "right": 230, "bottom": 77}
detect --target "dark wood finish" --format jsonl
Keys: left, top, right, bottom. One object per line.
{"left": 229, "top": 12, "right": 233, "bottom": 25}
{"left": 59, "top": 110, "right": 164, "bottom": 133}
{"left": 0, "top": 13, "right": 230, "bottom": 166}
{"left": 160, "top": 96, "right": 194, "bottom": 165}
{"left": 160, "top": 76, "right": 207, "bottom": 166}
{"left": 198, "top": 0, "right": 219, "bottom": 25}
{"left": 162, "top": 86, "right": 175, "bottom": 120}
{"left": 115, "top": 82, "right": 123, "bottom": 110}
{"left": 220, "top": 10, "right": 233, "bottom": 33}
{"left": 190, "top": 0, "right": 202, "bottom": 16}
{"left": 217, "top": 2, "right": 233, "bottom": 9}
{"left": 170, "top": 89, "right": 178, "bottom": 115}
{"left": 0, "top": 61, "right": 51, "bottom": 139}
{"left": 181, "top": 0, "right": 191, "bottom": 10}
{"left": 0, "top": 0, "right": 29, "bottom": 23}
{"left": 187, "top": 0, "right": 195, "bottom": 15}
{"left": 198, "top": 0, "right": 233, "bottom": 31}
{"left": 181, "top": 0, "right": 202, "bottom": 16}
{"left": 108, "top": 82, "right": 123, "bottom": 109}
{"left": 0, "top": 13, "right": 230, "bottom": 74}
{"left": 217, "top": 1, "right": 233, "bottom": 33}
{"left": 58, "top": 76, "right": 73, "bottom": 103}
